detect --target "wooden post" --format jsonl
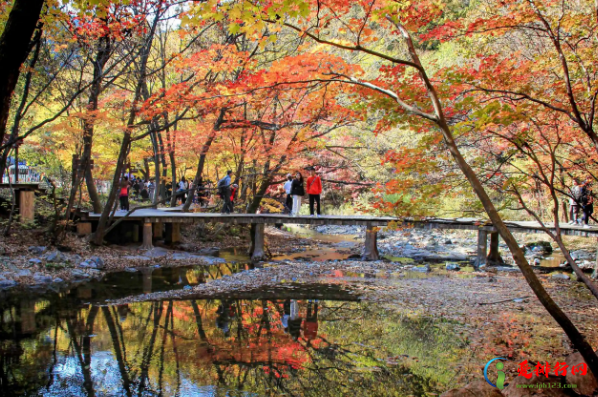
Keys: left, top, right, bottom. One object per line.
{"left": 19, "top": 190, "right": 34, "bottom": 223}
{"left": 251, "top": 223, "right": 266, "bottom": 263}
{"left": 361, "top": 225, "right": 380, "bottom": 261}
{"left": 165, "top": 223, "right": 181, "bottom": 244}
{"left": 77, "top": 222, "right": 92, "bottom": 236}
{"left": 153, "top": 222, "right": 163, "bottom": 239}
{"left": 132, "top": 223, "right": 139, "bottom": 243}
{"left": 141, "top": 222, "right": 153, "bottom": 250}
{"left": 487, "top": 232, "right": 505, "bottom": 266}
{"left": 475, "top": 230, "right": 488, "bottom": 268}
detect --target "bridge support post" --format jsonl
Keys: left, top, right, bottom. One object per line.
{"left": 475, "top": 230, "right": 488, "bottom": 268}
{"left": 165, "top": 223, "right": 181, "bottom": 244}
{"left": 153, "top": 222, "right": 163, "bottom": 239}
{"left": 487, "top": 232, "right": 505, "bottom": 266}
{"left": 19, "top": 190, "right": 34, "bottom": 223}
{"left": 362, "top": 226, "right": 380, "bottom": 261}
{"left": 251, "top": 223, "right": 266, "bottom": 263}
{"left": 141, "top": 222, "right": 153, "bottom": 250}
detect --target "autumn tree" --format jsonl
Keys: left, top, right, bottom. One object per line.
{"left": 187, "top": 0, "right": 598, "bottom": 376}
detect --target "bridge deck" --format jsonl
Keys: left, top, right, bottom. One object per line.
{"left": 81, "top": 209, "right": 598, "bottom": 237}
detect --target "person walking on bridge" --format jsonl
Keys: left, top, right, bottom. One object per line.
{"left": 290, "top": 171, "right": 305, "bottom": 217}
{"left": 218, "top": 170, "right": 233, "bottom": 214}
{"left": 283, "top": 173, "right": 293, "bottom": 214}
{"left": 582, "top": 179, "right": 594, "bottom": 228}
{"left": 569, "top": 179, "right": 584, "bottom": 225}
{"left": 306, "top": 167, "right": 322, "bottom": 217}
{"left": 119, "top": 177, "right": 130, "bottom": 211}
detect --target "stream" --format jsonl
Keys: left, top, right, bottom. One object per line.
{"left": 0, "top": 226, "right": 561, "bottom": 396}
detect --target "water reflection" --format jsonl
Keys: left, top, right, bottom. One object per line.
{"left": 0, "top": 292, "right": 467, "bottom": 396}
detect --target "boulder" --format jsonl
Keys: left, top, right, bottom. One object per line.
{"left": 441, "top": 380, "right": 503, "bottom": 397}
{"left": 570, "top": 250, "right": 594, "bottom": 261}
{"left": 565, "top": 352, "right": 598, "bottom": 396}
{"left": 502, "top": 373, "right": 571, "bottom": 396}
{"left": 28, "top": 246, "right": 47, "bottom": 255}
{"left": 44, "top": 250, "right": 68, "bottom": 263}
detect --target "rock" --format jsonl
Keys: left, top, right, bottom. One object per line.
{"left": 53, "top": 278, "right": 64, "bottom": 283}
{"left": 0, "top": 279, "right": 17, "bottom": 288}
{"left": 446, "top": 263, "right": 461, "bottom": 271}
{"left": 565, "top": 352, "right": 598, "bottom": 396}
{"left": 197, "top": 247, "right": 220, "bottom": 256}
{"left": 444, "top": 239, "right": 453, "bottom": 245}
{"left": 123, "top": 255, "right": 151, "bottom": 261}
{"left": 570, "top": 249, "right": 594, "bottom": 260}
{"left": 183, "top": 285, "right": 192, "bottom": 290}
{"left": 32, "top": 273, "right": 53, "bottom": 284}
{"left": 441, "top": 380, "right": 503, "bottom": 397}
{"left": 124, "top": 267, "right": 138, "bottom": 273}
{"left": 89, "top": 256, "right": 104, "bottom": 268}
{"left": 71, "top": 269, "right": 90, "bottom": 279}
{"left": 171, "top": 252, "right": 193, "bottom": 260}
{"left": 44, "top": 250, "right": 68, "bottom": 263}
{"left": 78, "top": 261, "right": 98, "bottom": 269}
{"left": 411, "top": 265, "right": 431, "bottom": 273}
{"left": 14, "top": 269, "right": 32, "bottom": 278}
{"left": 28, "top": 246, "right": 46, "bottom": 255}
{"left": 69, "top": 254, "right": 82, "bottom": 263}
{"left": 503, "top": 373, "right": 570, "bottom": 396}
{"left": 523, "top": 241, "right": 553, "bottom": 255}
{"left": 145, "top": 247, "right": 170, "bottom": 258}
{"left": 551, "top": 273, "right": 570, "bottom": 280}
{"left": 28, "top": 258, "right": 42, "bottom": 265}
{"left": 577, "top": 260, "right": 595, "bottom": 270}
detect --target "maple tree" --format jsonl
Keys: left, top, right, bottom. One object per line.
{"left": 183, "top": 0, "right": 598, "bottom": 376}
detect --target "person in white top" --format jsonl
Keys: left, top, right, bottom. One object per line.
{"left": 283, "top": 173, "right": 293, "bottom": 214}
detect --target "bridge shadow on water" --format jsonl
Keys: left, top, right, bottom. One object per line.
{"left": 0, "top": 259, "right": 475, "bottom": 397}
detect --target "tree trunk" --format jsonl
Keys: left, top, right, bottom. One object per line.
{"left": 92, "top": 8, "right": 161, "bottom": 245}
{"left": 82, "top": 35, "right": 112, "bottom": 214}
{"left": 182, "top": 108, "right": 226, "bottom": 212}
{"left": 0, "top": 0, "right": 45, "bottom": 156}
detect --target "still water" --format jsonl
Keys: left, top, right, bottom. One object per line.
{"left": 0, "top": 262, "right": 469, "bottom": 396}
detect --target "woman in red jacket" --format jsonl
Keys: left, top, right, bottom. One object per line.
{"left": 306, "top": 167, "right": 322, "bottom": 217}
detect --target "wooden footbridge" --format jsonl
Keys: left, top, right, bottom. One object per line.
{"left": 79, "top": 208, "right": 598, "bottom": 264}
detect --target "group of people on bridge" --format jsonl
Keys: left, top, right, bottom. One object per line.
{"left": 116, "top": 166, "right": 324, "bottom": 216}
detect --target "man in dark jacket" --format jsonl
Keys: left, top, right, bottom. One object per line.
{"left": 218, "top": 170, "right": 233, "bottom": 213}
